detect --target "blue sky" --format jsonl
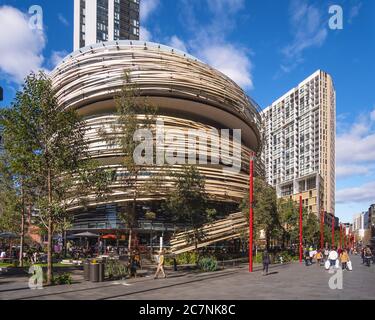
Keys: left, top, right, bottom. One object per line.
{"left": 0, "top": 0, "right": 374, "bottom": 223}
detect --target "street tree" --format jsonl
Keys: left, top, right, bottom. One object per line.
{"left": 241, "top": 177, "right": 280, "bottom": 249}
{"left": 164, "top": 165, "right": 217, "bottom": 254}
{"left": 99, "top": 72, "right": 156, "bottom": 253}
{"left": 0, "top": 72, "right": 112, "bottom": 284}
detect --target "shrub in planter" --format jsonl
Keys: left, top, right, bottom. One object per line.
{"left": 105, "top": 259, "right": 127, "bottom": 280}
{"left": 176, "top": 251, "right": 198, "bottom": 265}
{"left": 198, "top": 257, "right": 218, "bottom": 272}
{"left": 53, "top": 273, "right": 72, "bottom": 285}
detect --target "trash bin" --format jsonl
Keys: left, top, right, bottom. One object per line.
{"left": 83, "top": 261, "right": 90, "bottom": 281}
{"left": 90, "top": 263, "right": 99, "bottom": 282}
{"left": 98, "top": 262, "right": 105, "bottom": 282}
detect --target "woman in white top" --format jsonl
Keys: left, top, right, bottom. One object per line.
{"left": 328, "top": 248, "right": 339, "bottom": 267}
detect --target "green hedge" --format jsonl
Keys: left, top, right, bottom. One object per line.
{"left": 198, "top": 257, "right": 218, "bottom": 272}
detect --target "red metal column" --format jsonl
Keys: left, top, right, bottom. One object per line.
{"left": 339, "top": 224, "right": 342, "bottom": 249}
{"left": 320, "top": 208, "right": 324, "bottom": 250}
{"left": 249, "top": 153, "right": 254, "bottom": 272}
{"left": 331, "top": 216, "right": 335, "bottom": 248}
{"left": 299, "top": 195, "right": 303, "bottom": 264}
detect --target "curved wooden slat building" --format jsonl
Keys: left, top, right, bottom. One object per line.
{"left": 50, "top": 40, "right": 263, "bottom": 231}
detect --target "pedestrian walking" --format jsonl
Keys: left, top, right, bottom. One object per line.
{"left": 340, "top": 249, "right": 350, "bottom": 270}
{"left": 364, "top": 247, "right": 372, "bottom": 267}
{"left": 304, "top": 248, "right": 311, "bottom": 266}
{"left": 154, "top": 249, "right": 166, "bottom": 279}
{"left": 328, "top": 247, "right": 338, "bottom": 268}
{"left": 315, "top": 250, "right": 323, "bottom": 266}
{"left": 262, "top": 250, "right": 271, "bottom": 276}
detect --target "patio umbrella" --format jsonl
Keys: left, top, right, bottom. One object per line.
{"left": 101, "top": 234, "right": 117, "bottom": 240}
{"left": 72, "top": 232, "right": 99, "bottom": 238}
{"left": 76, "top": 232, "right": 101, "bottom": 250}
{"left": 0, "top": 232, "right": 19, "bottom": 239}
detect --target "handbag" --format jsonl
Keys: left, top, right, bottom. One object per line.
{"left": 335, "top": 259, "right": 340, "bottom": 269}
{"left": 347, "top": 260, "right": 353, "bottom": 271}
{"left": 325, "top": 260, "right": 330, "bottom": 270}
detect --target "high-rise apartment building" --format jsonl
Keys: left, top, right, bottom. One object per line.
{"left": 261, "top": 70, "right": 336, "bottom": 218}
{"left": 74, "top": 0, "right": 140, "bottom": 51}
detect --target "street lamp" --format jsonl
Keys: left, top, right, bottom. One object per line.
{"left": 249, "top": 152, "right": 255, "bottom": 273}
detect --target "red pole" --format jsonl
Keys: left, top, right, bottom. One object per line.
{"left": 320, "top": 208, "right": 324, "bottom": 250}
{"left": 299, "top": 195, "right": 303, "bottom": 264}
{"left": 249, "top": 153, "right": 254, "bottom": 272}
{"left": 331, "top": 216, "right": 335, "bottom": 248}
{"left": 339, "top": 224, "right": 342, "bottom": 249}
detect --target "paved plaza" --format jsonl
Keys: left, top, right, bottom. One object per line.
{"left": 0, "top": 256, "right": 374, "bottom": 300}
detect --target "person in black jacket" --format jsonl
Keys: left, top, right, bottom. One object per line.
{"left": 262, "top": 250, "right": 271, "bottom": 276}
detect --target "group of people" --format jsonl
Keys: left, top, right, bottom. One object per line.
{"left": 0, "top": 245, "right": 44, "bottom": 264}
{"left": 304, "top": 246, "right": 353, "bottom": 271}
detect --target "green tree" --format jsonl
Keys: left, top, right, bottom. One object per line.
{"left": 0, "top": 156, "right": 22, "bottom": 234}
{"left": 99, "top": 72, "right": 156, "bottom": 253}
{"left": 241, "top": 177, "right": 280, "bottom": 249}
{"left": 0, "top": 72, "right": 112, "bottom": 284}
{"left": 303, "top": 212, "right": 320, "bottom": 245}
{"left": 164, "top": 165, "right": 216, "bottom": 254}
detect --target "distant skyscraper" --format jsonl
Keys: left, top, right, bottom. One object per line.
{"left": 261, "top": 70, "right": 336, "bottom": 218}
{"left": 74, "top": 0, "right": 140, "bottom": 51}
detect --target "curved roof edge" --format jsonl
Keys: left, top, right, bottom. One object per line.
{"left": 55, "top": 40, "right": 202, "bottom": 69}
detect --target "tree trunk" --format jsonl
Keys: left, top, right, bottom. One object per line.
{"left": 128, "top": 228, "right": 132, "bottom": 254}
{"left": 47, "top": 217, "right": 53, "bottom": 285}
{"left": 19, "top": 183, "right": 25, "bottom": 267}
{"left": 47, "top": 168, "right": 53, "bottom": 285}
{"left": 128, "top": 187, "right": 137, "bottom": 254}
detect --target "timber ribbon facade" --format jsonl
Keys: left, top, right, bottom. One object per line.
{"left": 51, "top": 41, "right": 263, "bottom": 244}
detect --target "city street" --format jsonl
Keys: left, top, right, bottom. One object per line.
{"left": 1, "top": 256, "right": 374, "bottom": 300}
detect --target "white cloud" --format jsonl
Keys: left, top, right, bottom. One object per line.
{"left": 206, "top": 0, "right": 245, "bottom": 14}
{"left": 336, "top": 108, "right": 375, "bottom": 206}
{"left": 140, "top": 0, "right": 160, "bottom": 22}
{"left": 58, "top": 13, "right": 69, "bottom": 26}
{"left": 280, "top": 0, "right": 327, "bottom": 72}
{"left": 168, "top": 36, "right": 187, "bottom": 52}
{"left": 139, "top": 0, "right": 160, "bottom": 42}
{"left": 336, "top": 165, "right": 370, "bottom": 179}
{"left": 348, "top": 2, "right": 362, "bottom": 24}
{"left": 336, "top": 113, "right": 375, "bottom": 165}
{"left": 370, "top": 107, "right": 375, "bottom": 122}
{"left": 176, "top": 0, "right": 254, "bottom": 90}
{"left": 50, "top": 50, "right": 68, "bottom": 68}
{"left": 336, "top": 181, "right": 375, "bottom": 204}
{"left": 0, "top": 6, "right": 46, "bottom": 84}
{"left": 139, "top": 26, "right": 152, "bottom": 41}
{"left": 200, "top": 44, "right": 253, "bottom": 89}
